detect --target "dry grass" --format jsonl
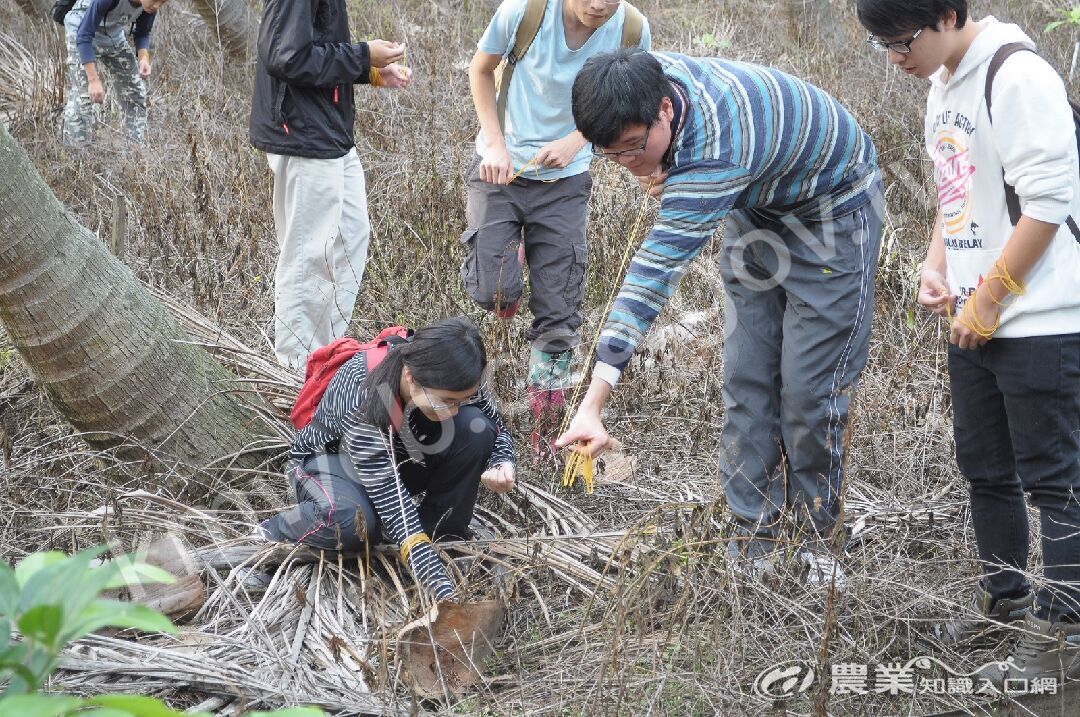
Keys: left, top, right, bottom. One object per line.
{"left": 2, "top": 0, "right": 1078, "bottom": 714}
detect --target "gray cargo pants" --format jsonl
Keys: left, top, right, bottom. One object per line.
{"left": 718, "top": 193, "right": 882, "bottom": 538}
{"left": 62, "top": 31, "right": 146, "bottom": 145}
{"left": 460, "top": 156, "right": 590, "bottom": 354}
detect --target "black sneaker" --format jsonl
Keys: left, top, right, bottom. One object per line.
{"left": 929, "top": 583, "right": 1034, "bottom": 650}
{"left": 980, "top": 610, "right": 1080, "bottom": 688}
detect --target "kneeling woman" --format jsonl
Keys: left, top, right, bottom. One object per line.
{"left": 260, "top": 317, "right": 516, "bottom": 601}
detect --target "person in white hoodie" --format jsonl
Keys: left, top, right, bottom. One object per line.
{"left": 859, "top": 0, "right": 1080, "bottom": 686}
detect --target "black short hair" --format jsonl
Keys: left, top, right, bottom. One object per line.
{"left": 856, "top": 0, "right": 968, "bottom": 38}
{"left": 572, "top": 49, "right": 671, "bottom": 149}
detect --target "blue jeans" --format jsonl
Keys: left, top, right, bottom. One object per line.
{"left": 949, "top": 334, "right": 1080, "bottom": 623}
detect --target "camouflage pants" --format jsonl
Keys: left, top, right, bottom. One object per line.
{"left": 63, "top": 40, "right": 146, "bottom": 145}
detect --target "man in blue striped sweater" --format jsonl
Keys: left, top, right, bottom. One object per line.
{"left": 557, "top": 50, "right": 883, "bottom": 581}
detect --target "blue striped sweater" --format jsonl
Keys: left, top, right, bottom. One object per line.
{"left": 289, "top": 352, "right": 516, "bottom": 599}
{"left": 595, "top": 52, "right": 880, "bottom": 381}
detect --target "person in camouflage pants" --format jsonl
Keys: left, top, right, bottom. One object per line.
{"left": 63, "top": 0, "right": 168, "bottom": 146}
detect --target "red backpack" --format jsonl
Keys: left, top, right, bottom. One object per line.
{"left": 289, "top": 326, "right": 410, "bottom": 429}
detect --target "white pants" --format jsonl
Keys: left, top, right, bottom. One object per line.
{"left": 267, "top": 148, "right": 371, "bottom": 369}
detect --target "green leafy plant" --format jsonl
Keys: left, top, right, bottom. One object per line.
{"left": 1046, "top": 6, "right": 1080, "bottom": 33}
{"left": 698, "top": 33, "right": 732, "bottom": 51}
{"left": 0, "top": 548, "right": 324, "bottom": 717}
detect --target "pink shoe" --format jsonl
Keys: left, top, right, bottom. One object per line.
{"left": 528, "top": 387, "right": 566, "bottom": 462}
{"left": 495, "top": 298, "right": 521, "bottom": 318}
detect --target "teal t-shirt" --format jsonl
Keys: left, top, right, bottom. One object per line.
{"left": 476, "top": 0, "right": 651, "bottom": 180}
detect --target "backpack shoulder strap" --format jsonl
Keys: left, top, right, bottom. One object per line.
{"left": 620, "top": 2, "right": 644, "bottom": 48}
{"left": 1070, "top": 101, "right": 1080, "bottom": 242}
{"left": 984, "top": 43, "right": 1031, "bottom": 125}
{"left": 984, "top": 43, "right": 1034, "bottom": 228}
{"left": 496, "top": 0, "right": 548, "bottom": 130}
{"left": 510, "top": 0, "right": 548, "bottom": 65}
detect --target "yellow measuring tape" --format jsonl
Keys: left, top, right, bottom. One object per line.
{"left": 368, "top": 46, "right": 408, "bottom": 88}
{"left": 510, "top": 156, "right": 559, "bottom": 184}
{"left": 559, "top": 177, "right": 657, "bottom": 494}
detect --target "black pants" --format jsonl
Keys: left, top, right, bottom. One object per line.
{"left": 949, "top": 334, "right": 1080, "bottom": 623}
{"left": 262, "top": 406, "right": 496, "bottom": 549}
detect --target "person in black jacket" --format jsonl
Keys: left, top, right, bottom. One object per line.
{"left": 250, "top": 0, "right": 409, "bottom": 369}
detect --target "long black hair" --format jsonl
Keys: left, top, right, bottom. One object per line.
{"left": 359, "top": 316, "right": 487, "bottom": 430}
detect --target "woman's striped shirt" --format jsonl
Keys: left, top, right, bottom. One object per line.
{"left": 289, "top": 350, "right": 516, "bottom": 599}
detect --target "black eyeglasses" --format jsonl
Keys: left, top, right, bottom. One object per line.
{"left": 592, "top": 129, "right": 651, "bottom": 160}
{"left": 866, "top": 27, "right": 925, "bottom": 55}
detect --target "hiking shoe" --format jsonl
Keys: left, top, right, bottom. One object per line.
{"left": 466, "top": 520, "right": 496, "bottom": 542}
{"left": 249, "top": 522, "right": 275, "bottom": 541}
{"left": 233, "top": 566, "right": 273, "bottom": 593}
{"left": 979, "top": 610, "right": 1080, "bottom": 688}
{"left": 725, "top": 531, "right": 783, "bottom": 579}
{"left": 929, "top": 584, "right": 1034, "bottom": 650}
{"left": 799, "top": 543, "right": 846, "bottom": 591}
{"left": 454, "top": 520, "right": 508, "bottom": 590}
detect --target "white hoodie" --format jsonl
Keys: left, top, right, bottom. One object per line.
{"left": 925, "top": 17, "right": 1080, "bottom": 337}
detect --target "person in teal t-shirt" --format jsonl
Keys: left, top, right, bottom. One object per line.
{"left": 463, "top": 0, "right": 650, "bottom": 461}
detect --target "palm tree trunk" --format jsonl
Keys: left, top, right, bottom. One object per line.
{"left": 0, "top": 123, "right": 269, "bottom": 471}
{"left": 190, "top": 0, "right": 256, "bottom": 57}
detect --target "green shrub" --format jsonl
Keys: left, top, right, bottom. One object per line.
{"left": 1046, "top": 6, "right": 1080, "bottom": 33}
{"left": 0, "top": 548, "right": 324, "bottom": 717}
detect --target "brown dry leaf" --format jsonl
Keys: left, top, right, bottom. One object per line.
{"left": 597, "top": 439, "right": 638, "bottom": 485}
{"left": 397, "top": 600, "right": 504, "bottom": 698}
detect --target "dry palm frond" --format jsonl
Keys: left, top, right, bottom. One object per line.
{"left": 10, "top": 0, "right": 1071, "bottom": 712}
{"left": 0, "top": 32, "right": 35, "bottom": 122}
{"left": 150, "top": 284, "right": 300, "bottom": 414}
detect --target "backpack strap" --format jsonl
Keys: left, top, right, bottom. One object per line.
{"left": 984, "top": 43, "right": 1031, "bottom": 229}
{"left": 620, "top": 2, "right": 644, "bottom": 49}
{"left": 984, "top": 43, "right": 1080, "bottom": 242}
{"left": 495, "top": 0, "right": 548, "bottom": 130}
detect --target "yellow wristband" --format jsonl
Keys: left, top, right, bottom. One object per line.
{"left": 399, "top": 532, "right": 431, "bottom": 563}
{"left": 369, "top": 67, "right": 384, "bottom": 88}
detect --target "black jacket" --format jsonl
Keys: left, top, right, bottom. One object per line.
{"left": 249, "top": 0, "right": 371, "bottom": 159}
